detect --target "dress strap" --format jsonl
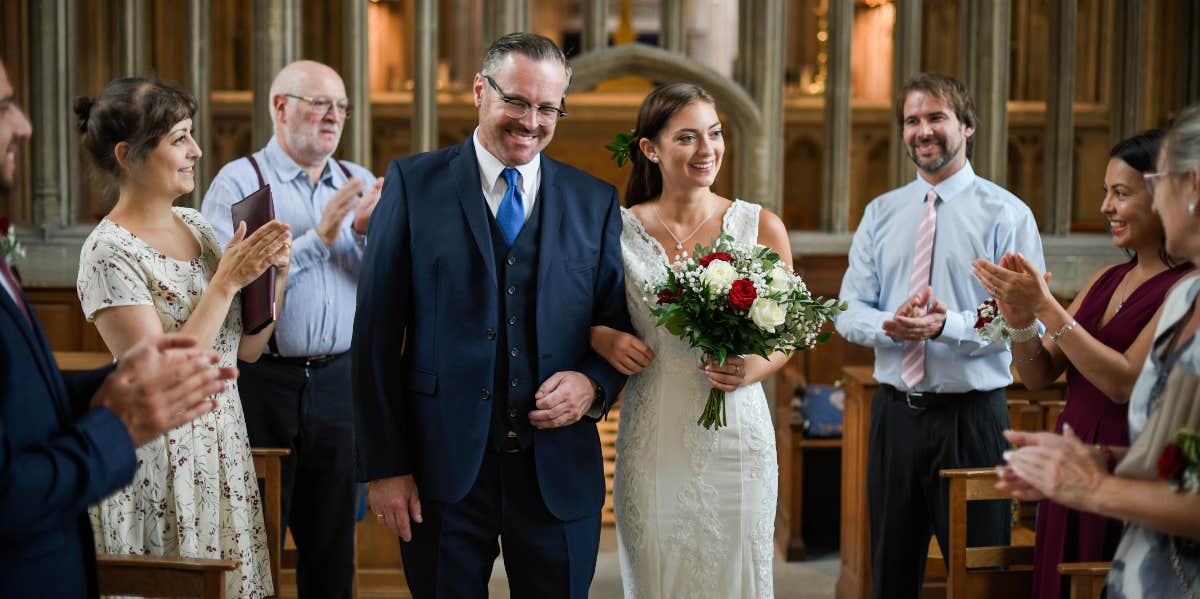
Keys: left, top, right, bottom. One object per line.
{"left": 722, "top": 199, "right": 761, "bottom": 245}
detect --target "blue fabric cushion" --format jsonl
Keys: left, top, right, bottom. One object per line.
{"left": 798, "top": 384, "right": 844, "bottom": 438}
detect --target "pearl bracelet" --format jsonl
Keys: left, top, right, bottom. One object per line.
{"left": 1050, "top": 319, "right": 1077, "bottom": 342}
{"left": 1005, "top": 321, "right": 1041, "bottom": 344}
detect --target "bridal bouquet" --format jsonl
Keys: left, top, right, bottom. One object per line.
{"left": 0, "top": 213, "right": 24, "bottom": 265}
{"left": 646, "top": 233, "right": 847, "bottom": 429}
{"left": 973, "top": 298, "right": 1009, "bottom": 342}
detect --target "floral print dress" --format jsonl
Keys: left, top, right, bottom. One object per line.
{"left": 77, "top": 207, "right": 272, "bottom": 598}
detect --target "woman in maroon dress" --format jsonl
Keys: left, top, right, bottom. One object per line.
{"left": 973, "top": 129, "right": 1194, "bottom": 599}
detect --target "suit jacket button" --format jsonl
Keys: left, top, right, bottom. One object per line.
{"left": 480, "top": 388, "right": 491, "bottom": 400}
{"left": 506, "top": 285, "right": 516, "bottom": 295}
{"left": 507, "top": 316, "right": 518, "bottom": 326}
{"left": 510, "top": 378, "right": 519, "bottom": 387}
{"left": 486, "top": 328, "right": 496, "bottom": 340}
{"left": 506, "top": 256, "right": 517, "bottom": 266}
{"left": 510, "top": 347, "right": 519, "bottom": 357}
{"left": 508, "top": 408, "right": 518, "bottom": 419}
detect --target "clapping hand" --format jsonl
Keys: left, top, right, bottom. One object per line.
{"left": 996, "top": 425, "right": 1108, "bottom": 510}
{"left": 353, "top": 178, "right": 384, "bottom": 235}
{"left": 972, "top": 253, "right": 1052, "bottom": 327}
{"left": 883, "top": 286, "right": 947, "bottom": 341}
{"left": 214, "top": 220, "right": 291, "bottom": 294}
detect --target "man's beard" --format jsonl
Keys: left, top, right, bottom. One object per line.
{"left": 908, "top": 135, "right": 959, "bottom": 174}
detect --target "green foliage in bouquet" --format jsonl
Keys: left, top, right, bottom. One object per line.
{"left": 646, "top": 233, "right": 847, "bottom": 428}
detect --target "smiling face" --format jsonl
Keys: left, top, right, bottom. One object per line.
{"left": 0, "top": 62, "right": 32, "bottom": 194}
{"left": 131, "top": 118, "right": 201, "bottom": 198}
{"left": 639, "top": 100, "right": 724, "bottom": 193}
{"left": 902, "top": 90, "right": 974, "bottom": 184}
{"left": 1101, "top": 157, "right": 1162, "bottom": 252}
{"left": 1153, "top": 145, "right": 1200, "bottom": 262}
{"left": 473, "top": 53, "right": 566, "bottom": 167}
{"left": 275, "top": 65, "right": 348, "bottom": 165}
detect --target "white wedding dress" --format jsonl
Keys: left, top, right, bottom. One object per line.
{"left": 614, "top": 199, "right": 778, "bottom": 599}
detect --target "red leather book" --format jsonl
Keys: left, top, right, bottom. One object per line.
{"left": 230, "top": 185, "right": 276, "bottom": 334}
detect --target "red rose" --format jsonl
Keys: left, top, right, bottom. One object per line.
{"left": 656, "top": 288, "right": 680, "bottom": 305}
{"left": 699, "top": 252, "right": 733, "bottom": 267}
{"left": 1158, "top": 443, "right": 1187, "bottom": 480}
{"left": 974, "top": 316, "right": 990, "bottom": 328}
{"left": 728, "top": 278, "right": 757, "bottom": 310}
{"left": 0, "top": 214, "right": 9, "bottom": 236}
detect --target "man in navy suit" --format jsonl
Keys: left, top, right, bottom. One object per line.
{"left": 354, "top": 33, "right": 631, "bottom": 598}
{"left": 0, "top": 57, "right": 236, "bottom": 598}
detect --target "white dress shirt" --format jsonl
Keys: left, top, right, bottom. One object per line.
{"left": 472, "top": 128, "right": 540, "bottom": 219}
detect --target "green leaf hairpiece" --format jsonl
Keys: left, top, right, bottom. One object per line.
{"left": 605, "top": 129, "right": 636, "bottom": 168}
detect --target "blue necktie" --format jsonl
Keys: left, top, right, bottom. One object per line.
{"left": 497, "top": 167, "right": 525, "bottom": 245}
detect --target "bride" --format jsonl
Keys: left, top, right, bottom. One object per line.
{"left": 590, "top": 83, "right": 793, "bottom": 599}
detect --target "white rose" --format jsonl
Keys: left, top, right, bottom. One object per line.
{"left": 749, "top": 297, "right": 786, "bottom": 332}
{"left": 767, "top": 266, "right": 792, "bottom": 293}
{"left": 701, "top": 259, "right": 737, "bottom": 290}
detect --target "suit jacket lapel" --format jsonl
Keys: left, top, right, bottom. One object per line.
{"left": 0, "top": 286, "right": 70, "bottom": 420}
{"left": 452, "top": 139, "right": 498, "bottom": 286}
{"left": 535, "top": 157, "right": 565, "bottom": 343}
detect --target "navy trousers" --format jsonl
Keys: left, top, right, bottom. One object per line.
{"left": 400, "top": 448, "right": 601, "bottom": 599}
{"left": 238, "top": 353, "right": 357, "bottom": 599}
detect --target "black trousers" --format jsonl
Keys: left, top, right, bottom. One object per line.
{"left": 400, "top": 449, "right": 601, "bottom": 599}
{"left": 868, "top": 385, "right": 1012, "bottom": 599}
{"left": 238, "top": 353, "right": 357, "bottom": 599}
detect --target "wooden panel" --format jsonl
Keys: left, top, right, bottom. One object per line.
{"left": 25, "top": 286, "right": 106, "bottom": 352}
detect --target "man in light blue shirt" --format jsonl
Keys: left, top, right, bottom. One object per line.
{"left": 835, "top": 73, "right": 1044, "bottom": 599}
{"left": 201, "top": 60, "right": 380, "bottom": 599}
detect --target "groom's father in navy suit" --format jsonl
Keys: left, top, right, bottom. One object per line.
{"left": 354, "top": 33, "right": 630, "bottom": 597}
{"left": 0, "top": 56, "right": 237, "bottom": 598}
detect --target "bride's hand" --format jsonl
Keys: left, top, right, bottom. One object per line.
{"left": 590, "top": 326, "right": 655, "bottom": 375}
{"left": 701, "top": 356, "right": 747, "bottom": 391}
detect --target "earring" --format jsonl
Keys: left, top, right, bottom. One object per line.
{"left": 649, "top": 156, "right": 658, "bottom": 164}
{"left": 1190, "top": 202, "right": 1197, "bottom": 216}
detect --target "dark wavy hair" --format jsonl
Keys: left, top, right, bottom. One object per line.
{"left": 624, "top": 83, "right": 716, "bottom": 207}
{"left": 74, "top": 77, "right": 197, "bottom": 189}
{"left": 1107, "top": 128, "right": 1179, "bottom": 266}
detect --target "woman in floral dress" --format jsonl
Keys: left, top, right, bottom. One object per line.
{"left": 74, "top": 78, "right": 290, "bottom": 598}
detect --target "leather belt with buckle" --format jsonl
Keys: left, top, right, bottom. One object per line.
{"left": 885, "top": 385, "right": 962, "bottom": 411}
{"left": 264, "top": 352, "right": 344, "bottom": 369}
{"left": 501, "top": 431, "right": 522, "bottom": 453}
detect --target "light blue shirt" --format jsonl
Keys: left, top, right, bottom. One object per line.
{"left": 835, "top": 162, "right": 1045, "bottom": 393}
{"left": 201, "top": 136, "right": 377, "bottom": 356}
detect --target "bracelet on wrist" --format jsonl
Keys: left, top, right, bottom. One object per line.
{"left": 1050, "top": 319, "right": 1077, "bottom": 343}
{"left": 1005, "top": 320, "right": 1040, "bottom": 344}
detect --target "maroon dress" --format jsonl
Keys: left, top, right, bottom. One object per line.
{"left": 1030, "top": 260, "right": 1194, "bottom": 599}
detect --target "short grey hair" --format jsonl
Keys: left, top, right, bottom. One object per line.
{"left": 1163, "top": 104, "right": 1200, "bottom": 178}
{"left": 480, "top": 33, "right": 572, "bottom": 90}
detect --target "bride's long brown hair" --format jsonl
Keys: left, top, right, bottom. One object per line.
{"left": 624, "top": 83, "right": 716, "bottom": 207}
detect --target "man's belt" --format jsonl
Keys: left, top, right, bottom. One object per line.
{"left": 882, "top": 385, "right": 991, "bottom": 411}
{"left": 262, "top": 352, "right": 346, "bottom": 369}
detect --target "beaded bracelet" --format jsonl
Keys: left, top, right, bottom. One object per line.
{"left": 1050, "top": 319, "right": 1077, "bottom": 342}
{"left": 1005, "top": 321, "right": 1041, "bottom": 344}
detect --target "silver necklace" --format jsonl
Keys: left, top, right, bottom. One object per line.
{"left": 651, "top": 202, "right": 716, "bottom": 251}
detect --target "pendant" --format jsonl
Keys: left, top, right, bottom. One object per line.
{"left": 676, "top": 242, "right": 683, "bottom": 250}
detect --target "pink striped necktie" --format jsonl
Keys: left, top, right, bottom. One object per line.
{"left": 900, "top": 189, "right": 939, "bottom": 389}
{"left": 0, "top": 255, "right": 32, "bottom": 328}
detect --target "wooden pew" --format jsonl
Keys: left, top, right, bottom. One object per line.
{"left": 940, "top": 468, "right": 1034, "bottom": 598}
{"left": 1058, "top": 561, "right": 1112, "bottom": 599}
{"left": 97, "top": 555, "right": 239, "bottom": 599}
{"left": 252, "top": 447, "right": 290, "bottom": 594}
{"left": 836, "top": 366, "right": 1067, "bottom": 599}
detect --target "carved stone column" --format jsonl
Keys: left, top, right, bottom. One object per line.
{"left": 959, "top": 0, "right": 1010, "bottom": 185}
{"left": 821, "top": 0, "right": 851, "bottom": 232}
{"left": 29, "top": 0, "right": 74, "bottom": 228}
{"left": 735, "top": 0, "right": 786, "bottom": 216}
{"left": 484, "top": 0, "right": 529, "bottom": 45}
{"left": 116, "top": 0, "right": 147, "bottom": 77}
{"left": 1110, "top": 0, "right": 1141, "bottom": 142}
{"left": 582, "top": 0, "right": 608, "bottom": 53}
{"left": 342, "top": 0, "right": 371, "bottom": 167}
{"left": 660, "top": 0, "right": 686, "bottom": 54}
{"left": 186, "top": 0, "right": 211, "bottom": 208}
{"left": 1044, "top": 0, "right": 1076, "bottom": 235}
{"left": 888, "top": 0, "right": 922, "bottom": 189}
{"left": 252, "top": 0, "right": 301, "bottom": 150}
{"left": 412, "top": 0, "right": 438, "bottom": 153}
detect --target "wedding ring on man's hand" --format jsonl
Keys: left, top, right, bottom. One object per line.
{"left": 375, "top": 513, "right": 384, "bottom": 520}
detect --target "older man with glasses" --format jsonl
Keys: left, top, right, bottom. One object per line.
{"left": 201, "top": 59, "right": 380, "bottom": 599}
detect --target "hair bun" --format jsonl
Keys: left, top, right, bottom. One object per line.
{"left": 72, "top": 96, "right": 95, "bottom": 134}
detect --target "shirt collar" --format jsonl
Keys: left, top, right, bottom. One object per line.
{"left": 263, "top": 136, "right": 338, "bottom": 187}
{"left": 914, "top": 160, "right": 975, "bottom": 203}
{"left": 472, "top": 128, "right": 540, "bottom": 194}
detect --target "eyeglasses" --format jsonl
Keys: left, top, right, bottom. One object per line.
{"left": 1143, "top": 172, "right": 1164, "bottom": 194}
{"left": 484, "top": 75, "right": 567, "bottom": 124}
{"left": 285, "top": 94, "right": 353, "bottom": 118}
